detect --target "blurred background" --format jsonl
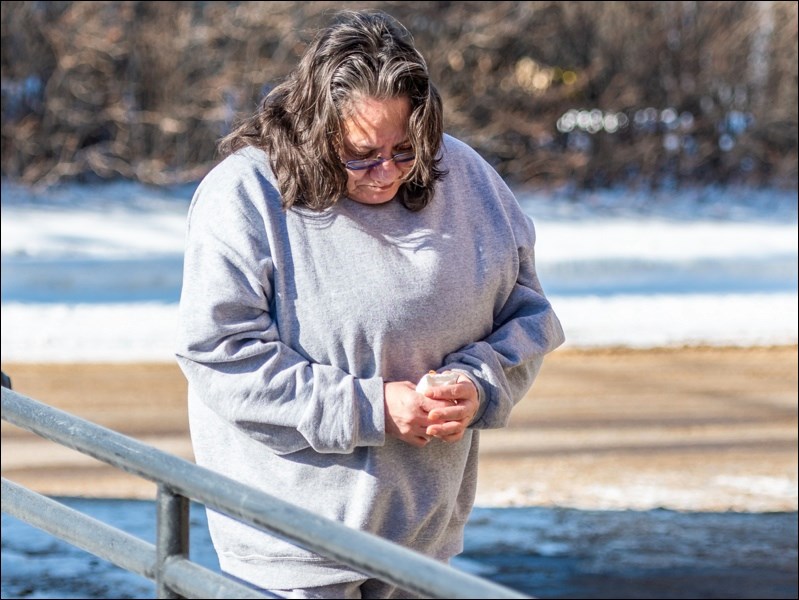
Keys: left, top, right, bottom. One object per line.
{"left": 2, "top": 0, "right": 797, "bottom": 192}
{"left": 2, "top": 0, "right": 797, "bottom": 359}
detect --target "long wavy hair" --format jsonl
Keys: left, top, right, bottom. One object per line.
{"left": 218, "top": 9, "right": 446, "bottom": 212}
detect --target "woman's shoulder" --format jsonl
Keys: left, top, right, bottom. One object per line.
{"left": 441, "top": 133, "right": 482, "bottom": 162}
{"left": 195, "top": 147, "right": 278, "bottom": 200}
{"left": 440, "top": 133, "right": 507, "bottom": 187}
{"left": 440, "top": 134, "right": 499, "bottom": 178}
{"left": 200, "top": 146, "right": 273, "bottom": 189}
{"left": 438, "top": 133, "right": 533, "bottom": 234}
{"left": 189, "top": 146, "right": 280, "bottom": 222}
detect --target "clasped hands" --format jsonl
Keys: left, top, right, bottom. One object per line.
{"left": 383, "top": 373, "right": 478, "bottom": 447}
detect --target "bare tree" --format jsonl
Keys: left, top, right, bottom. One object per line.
{"left": 2, "top": 1, "right": 796, "bottom": 190}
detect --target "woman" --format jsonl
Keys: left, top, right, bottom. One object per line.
{"left": 176, "top": 9, "right": 564, "bottom": 599}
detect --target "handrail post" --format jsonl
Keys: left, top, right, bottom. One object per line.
{"left": 156, "top": 485, "right": 190, "bottom": 599}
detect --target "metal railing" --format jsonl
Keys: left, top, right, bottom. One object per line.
{"left": 1, "top": 385, "right": 531, "bottom": 599}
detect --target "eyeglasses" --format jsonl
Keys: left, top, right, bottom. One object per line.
{"left": 342, "top": 151, "right": 416, "bottom": 171}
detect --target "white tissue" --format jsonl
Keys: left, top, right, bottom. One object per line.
{"left": 415, "top": 371, "right": 459, "bottom": 393}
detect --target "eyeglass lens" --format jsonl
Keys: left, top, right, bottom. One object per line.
{"left": 345, "top": 152, "right": 415, "bottom": 171}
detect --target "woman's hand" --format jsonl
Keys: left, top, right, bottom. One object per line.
{"left": 384, "top": 375, "right": 479, "bottom": 447}
{"left": 383, "top": 381, "right": 436, "bottom": 447}
{"left": 421, "top": 374, "right": 479, "bottom": 443}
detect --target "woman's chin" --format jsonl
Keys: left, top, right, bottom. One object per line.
{"left": 350, "top": 186, "right": 398, "bottom": 205}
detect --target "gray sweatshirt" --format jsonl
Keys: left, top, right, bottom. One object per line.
{"left": 175, "top": 134, "right": 565, "bottom": 588}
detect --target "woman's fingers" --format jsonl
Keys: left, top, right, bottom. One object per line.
{"left": 426, "top": 420, "right": 464, "bottom": 439}
{"left": 423, "top": 383, "right": 463, "bottom": 402}
{"left": 427, "top": 405, "right": 469, "bottom": 421}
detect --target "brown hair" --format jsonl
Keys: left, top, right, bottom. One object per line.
{"left": 218, "top": 9, "right": 446, "bottom": 211}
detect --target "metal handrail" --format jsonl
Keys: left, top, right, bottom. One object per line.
{"left": 1, "top": 386, "right": 531, "bottom": 599}
{"left": 1, "top": 479, "right": 271, "bottom": 599}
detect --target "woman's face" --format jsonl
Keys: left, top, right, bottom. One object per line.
{"left": 340, "top": 96, "right": 414, "bottom": 205}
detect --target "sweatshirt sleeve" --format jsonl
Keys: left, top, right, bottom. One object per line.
{"left": 442, "top": 167, "right": 565, "bottom": 430}
{"left": 174, "top": 162, "right": 385, "bottom": 455}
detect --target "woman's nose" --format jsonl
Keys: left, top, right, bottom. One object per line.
{"left": 370, "top": 158, "right": 400, "bottom": 180}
